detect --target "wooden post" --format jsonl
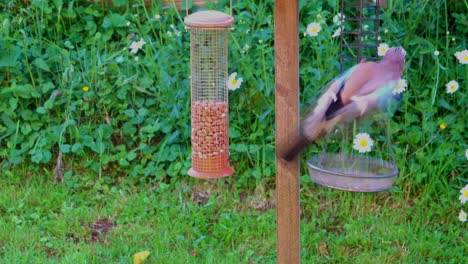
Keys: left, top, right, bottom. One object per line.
{"left": 275, "top": 0, "right": 300, "bottom": 263}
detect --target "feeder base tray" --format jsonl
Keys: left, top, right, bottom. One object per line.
{"left": 307, "top": 153, "right": 398, "bottom": 192}
{"left": 188, "top": 166, "right": 234, "bottom": 179}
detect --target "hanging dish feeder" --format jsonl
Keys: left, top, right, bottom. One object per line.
{"left": 185, "top": 11, "right": 235, "bottom": 179}
{"left": 308, "top": 0, "right": 397, "bottom": 192}
{"left": 307, "top": 113, "right": 399, "bottom": 192}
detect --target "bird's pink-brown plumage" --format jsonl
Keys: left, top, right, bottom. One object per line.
{"left": 283, "top": 47, "right": 406, "bottom": 161}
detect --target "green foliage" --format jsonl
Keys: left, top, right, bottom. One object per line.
{"left": 0, "top": 0, "right": 466, "bottom": 261}
{"left": 0, "top": 0, "right": 192, "bottom": 180}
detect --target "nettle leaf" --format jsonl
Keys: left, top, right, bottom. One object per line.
{"left": 41, "top": 82, "right": 55, "bottom": 94}
{"left": 111, "top": 0, "right": 127, "bottom": 7}
{"left": 407, "top": 129, "right": 422, "bottom": 144}
{"left": 124, "top": 109, "right": 136, "bottom": 118}
{"left": 122, "top": 123, "right": 137, "bottom": 135}
{"left": 126, "top": 151, "right": 137, "bottom": 161}
{"left": 119, "top": 158, "right": 130, "bottom": 166}
{"left": 30, "top": 150, "right": 52, "bottom": 163}
{"left": 92, "top": 140, "right": 106, "bottom": 154}
{"left": 438, "top": 99, "right": 455, "bottom": 112}
{"left": 138, "top": 108, "right": 149, "bottom": 117}
{"left": 102, "top": 14, "right": 127, "bottom": 29}
{"left": 33, "top": 58, "right": 51, "bottom": 72}
{"left": 167, "top": 162, "right": 182, "bottom": 177}
{"left": 0, "top": 46, "right": 20, "bottom": 67}
{"left": 9, "top": 98, "right": 18, "bottom": 110}
{"left": 36, "top": 107, "right": 47, "bottom": 114}
{"left": 60, "top": 144, "right": 71, "bottom": 153}
{"left": 231, "top": 144, "right": 248, "bottom": 152}
{"left": 71, "top": 143, "right": 82, "bottom": 153}
{"left": 229, "top": 127, "right": 241, "bottom": 138}
{"left": 44, "top": 99, "right": 54, "bottom": 109}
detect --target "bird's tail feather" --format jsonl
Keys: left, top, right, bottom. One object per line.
{"left": 282, "top": 135, "right": 311, "bottom": 162}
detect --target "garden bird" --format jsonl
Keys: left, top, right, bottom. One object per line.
{"left": 283, "top": 46, "right": 406, "bottom": 161}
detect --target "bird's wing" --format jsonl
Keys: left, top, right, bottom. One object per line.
{"left": 309, "top": 64, "right": 360, "bottom": 118}
{"left": 301, "top": 64, "right": 360, "bottom": 140}
{"left": 325, "top": 80, "right": 399, "bottom": 121}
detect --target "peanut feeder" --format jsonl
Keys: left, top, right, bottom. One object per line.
{"left": 185, "top": 11, "right": 235, "bottom": 178}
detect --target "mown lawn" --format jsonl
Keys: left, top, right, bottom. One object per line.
{"left": 0, "top": 168, "right": 466, "bottom": 263}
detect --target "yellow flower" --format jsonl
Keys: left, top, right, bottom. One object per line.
{"left": 82, "top": 86, "right": 90, "bottom": 92}
{"left": 439, "top": 123, "right": 446, "bottom": 130}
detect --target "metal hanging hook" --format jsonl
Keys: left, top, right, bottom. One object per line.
{"left": 184, "top": 0, "right": 233, "bottom": 17}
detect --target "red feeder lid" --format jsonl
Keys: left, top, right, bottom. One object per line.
{"left": 185, "top": 10, "right": 234, "bottom": 28}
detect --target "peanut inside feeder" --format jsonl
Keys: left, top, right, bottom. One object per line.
{"left": 186, "top": 11, "right": 235, "bottom": 179}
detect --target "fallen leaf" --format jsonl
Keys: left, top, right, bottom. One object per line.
{"left": 133, "top": 250, "right": 151, "bottom": 264}
{"left": 318, "top": 243, "right": 329, "bottom": 256}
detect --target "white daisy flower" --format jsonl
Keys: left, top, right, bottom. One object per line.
{"left": 353, "top": 133, "right": 374, "bottom": 153}
{"left": 227, "top": 72, "right": 243, "bottom": 91}
{"left": 377, "top": 43, "right": 389, "bottom": 56}
{"left": 333, "top": 13, "right": 345, "bottom": 25}
{"left": 306, "top": 22, "right": 322, "bottom": 37}
{"left": 332, "top": 28, "right": 341, "bottom": 38}
{"left": 393, "top": 79, "right": 407, "bottom": 95}
{"left": 129, "top": 38, "right": 146, "bottom": 54}
{"left": 454, "top": 50, "right": 468, "bottom": 64}
{"left": 459, "top": 210, "right": 467, "bottom": 223}
{"left": 434, "top": 50, "right": 440, "bottom": 56}
{"left": 459, "top": 184, "right": 468, "bottom": 204}
{"left": 445, "top": 80, "right": 459, "bottom": 94}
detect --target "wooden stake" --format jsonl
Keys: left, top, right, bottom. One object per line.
{"left": 275, "top": 0, "right": 300, "bottom": 263}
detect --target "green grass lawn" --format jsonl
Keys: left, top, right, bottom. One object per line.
{"left": 0, "top": 0, "right": 467, "bottom": 262}
{"left": 0, "top": 168, "right": 465, "bottom": 263}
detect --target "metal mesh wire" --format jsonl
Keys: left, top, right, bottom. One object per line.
{"left": 188, "top": 27, "right": 232, "bottom": 176}
{"left": 339, "top": 0, "right": 382, "bottom": 71}
{"left": 190, "top": 28, "right": 228, "bottom": 101}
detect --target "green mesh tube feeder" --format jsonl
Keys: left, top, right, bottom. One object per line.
{"left": 185, "top": 11, "right": 235, "bottom": 179}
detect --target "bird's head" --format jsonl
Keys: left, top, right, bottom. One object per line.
{"left": 382, "top": 46, "right": 406, "bottom": 70}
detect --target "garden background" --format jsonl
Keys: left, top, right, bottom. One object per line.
{"left": 0, "top": 0, "right": 466, "bottom": 263}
